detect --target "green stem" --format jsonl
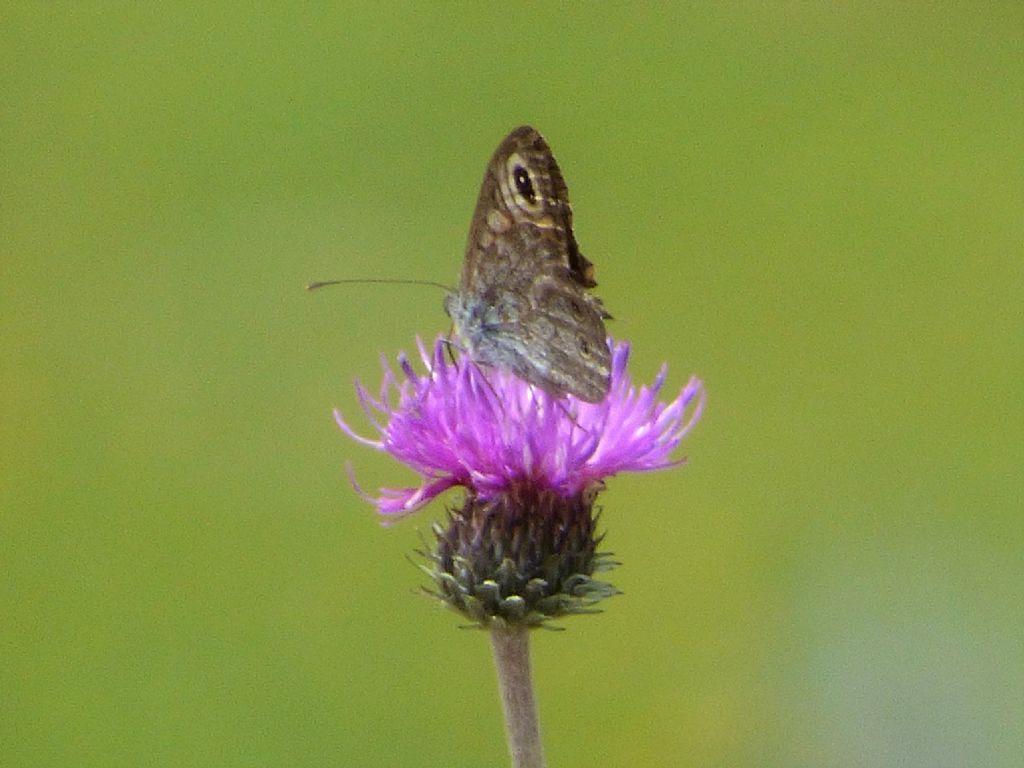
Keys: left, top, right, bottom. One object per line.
{"left": 490, "top": 626, "right": 545, "bottom": 768}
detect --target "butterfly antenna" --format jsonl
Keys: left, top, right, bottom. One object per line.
{"left": 306, "top": 278, "right": 451, "bottom": 292}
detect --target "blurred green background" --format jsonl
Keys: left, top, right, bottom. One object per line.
{"left": 3, "top": 4, "right": 1021, "bottom": 767}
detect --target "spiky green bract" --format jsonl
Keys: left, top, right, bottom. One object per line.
{"left": 420, "top": 482, "right": 619, "bottom": 628}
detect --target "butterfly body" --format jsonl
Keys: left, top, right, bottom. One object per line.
{"left": 444, "top": 126, "right": 611, "bottom": 403}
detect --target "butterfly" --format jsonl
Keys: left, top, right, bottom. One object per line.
{"left": 444, "top": 126, "right": 612, "bottom": 403}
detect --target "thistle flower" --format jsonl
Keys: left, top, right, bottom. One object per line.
{"left": 336, "top": 336, "right": 705, "bottom": 628}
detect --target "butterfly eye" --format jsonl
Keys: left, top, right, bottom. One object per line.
{"left": 512, "top": 165, "right": 537, "bottom": 205}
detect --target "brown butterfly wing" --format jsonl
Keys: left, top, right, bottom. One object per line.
{"left": 445, "top": 126, "right": 611, "bottom": 402}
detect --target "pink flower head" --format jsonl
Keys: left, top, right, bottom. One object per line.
{"left": 336, "top": 336, "right": 705, "bottom": 517}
